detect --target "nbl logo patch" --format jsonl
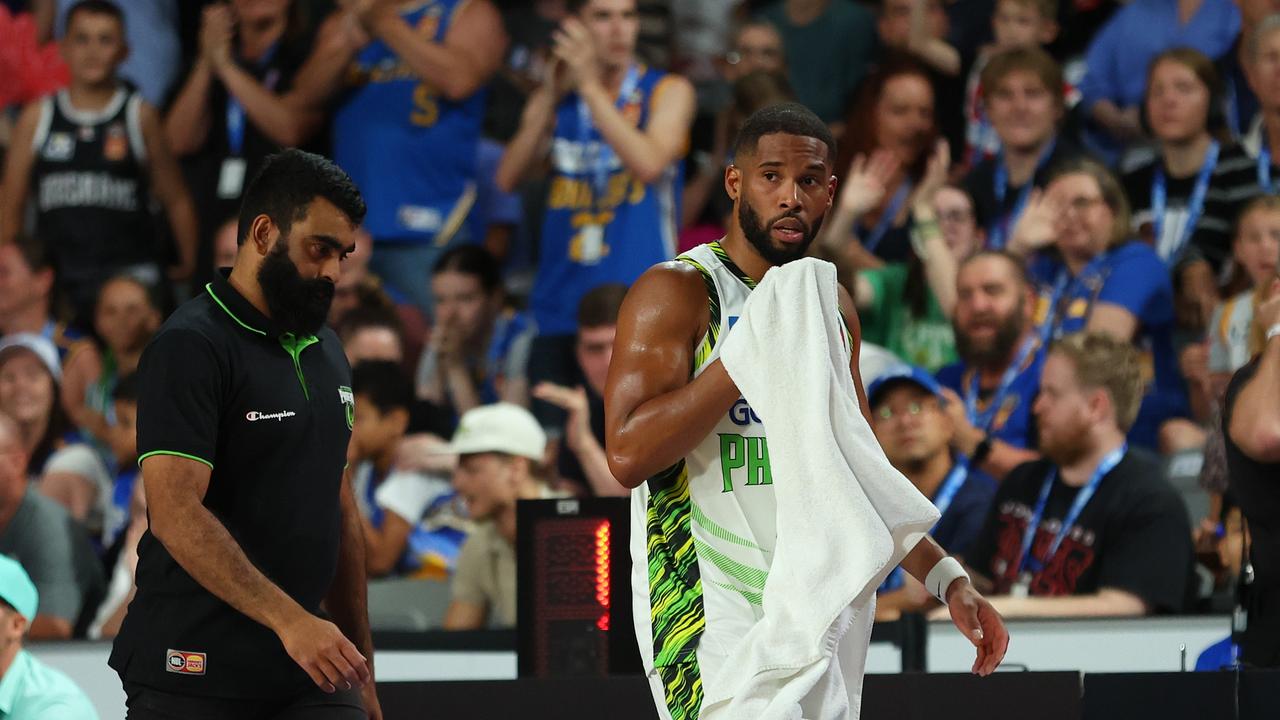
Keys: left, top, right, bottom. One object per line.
{"left": 339, "top": 386, "right": 355, "bottom": 430}
{"left": 166, "top": 649, "right": 206, "bottom": 675}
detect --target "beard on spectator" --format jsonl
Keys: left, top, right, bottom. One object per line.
{"left": 956, "top": 297, "right": 1026, "bottom": 368}
{"left": 1039, "top": 414, "right": 1093, "bottom": 468}
{"left": 738, "top": 199, "right": 823, "bottom": 266}
{"left": 257, "top": 237, "right": 335, "bottom": 336}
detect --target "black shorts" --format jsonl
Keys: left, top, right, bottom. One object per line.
{"left": 123, "top": 682, "right": 365, "bottom": 720}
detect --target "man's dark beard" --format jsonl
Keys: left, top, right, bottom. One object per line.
{"left": 955, "top": 298, "right": 1026, "bottom": 368}
{"left": 738, "top": 199, "right": 822, "bottom": 265}
{"left": 257, "top": 238, "right": 335, "bottom": 336}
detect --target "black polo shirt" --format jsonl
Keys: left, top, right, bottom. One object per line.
{"left": 110, "top": 270, "right": 353, "bottom": 699}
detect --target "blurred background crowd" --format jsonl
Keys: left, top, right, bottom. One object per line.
{"left": 0, "top": 0, "right": 1275, "bottom": 668}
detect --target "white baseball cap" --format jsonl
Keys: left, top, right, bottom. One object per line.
{"left": 0, "top": 333, "right": 61, "bottom": 383}
{"left": 438, "top": 403, "right": 547, "bottom": 461}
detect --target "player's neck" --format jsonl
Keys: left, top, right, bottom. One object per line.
{"left": 238, "top": 15, "right": 287, "bottom": 61}
{"left": 719, "top": 226, "right": 773, "bottom": 285}
{"left": 1161, "top": 131, "right": 1212, "bottom": 177}
{"left": 1003, "top": 136, "right": 1053, "bottom": 186}
{"left": 905, "top": 450, "right": 954, "bottom": 499}
{"left": 67, "top": 80, "right": 119, "bottom": 111}
{"left": 1058, "top": 429, "right": 1125, "bottom": 486}
{"left": 0, "top": 299, "right": 48, "bottom": 337}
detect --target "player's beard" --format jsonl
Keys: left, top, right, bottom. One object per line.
{"left": 738, "top": 199, "right": 823, "bottom": 266}
{"left": 956, "top": 297, "right": 1026, "bottom": 368}
{"left": 258, "top": 238, "right": 336, "bottom": 336}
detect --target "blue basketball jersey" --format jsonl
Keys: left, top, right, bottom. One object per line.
{"left": 532, "top": 66, "right": 684, "bottom": 335}
{"left": 332, "top": 0, "right": 484, "bottom": 245}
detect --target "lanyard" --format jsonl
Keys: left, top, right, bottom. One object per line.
{"left": 1036, "top": 249, "right": 1112, "bottom": 343}
{"left": 577, "top": 64, "right": 640, "bottom": 212}
{"left": 1224, "top": 74, "right": 1241, "bottom": 140}
{"left": 862, "top": 180, "right": 912, "bottom": 254}
{"left": 226, "top": 43, "right": 280, "bottom": 157}
{"left": 964, "top": 333, "right": 1038, "bottom": 433}
{"left": 1015, "top": 444, "right": 1127, "bottom": 577}
{"left": 989, "top": 138, "right": 1057, "bottom": 249}
{"left": 880, "top": 459, "right": 971, "bottom": 593}
{"left": 1151, "top": 140, "right": 1218, "bottom": 263}
{"left": 1259, "top": 138, "right": 1274, "bottom": 194}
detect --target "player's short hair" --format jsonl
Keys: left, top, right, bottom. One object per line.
{"left": 577, "top": 283, "right": 629, "bottom": 329}
{"left": 997, "top": 0, "right": 1058, "bottom": 21}
{"left": 237, "top": 149, "right": 366, "bottom": 246}
{"left": 732, "top": 102, "right": 837, "bottom": 166}
{"left": 980, "top": 46, "right": 1064, "bottom": 108}
{"left": 65, "top": 0, "right": 125, "bottom": 32}
{"left": 1050, "top": 333, "right": 1144, "bottom": 432}
{"left": 352, "top": 360, "right": 414, "bottom": 415}
{"left": 433, "top": 244, "right": 502, "bottom": 294}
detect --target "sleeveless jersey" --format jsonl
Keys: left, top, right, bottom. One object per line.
{"left": 532, "top": 66, "right": 683, "bottom": 336}
{"left": 630, "top": 242, "right": 778, "bottom": 678}
{"left": 30, "top": 87, "right": 155, "bottom": 280}
{"left": 332, "top": 0, "right": 483, "bottom": 245}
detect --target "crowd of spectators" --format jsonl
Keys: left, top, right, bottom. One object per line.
{"left": 0, "top": 0, "right": 1275, "bottom": 666}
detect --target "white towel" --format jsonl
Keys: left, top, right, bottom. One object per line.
{"left": 710, "top": 257, "right": 939, "bottom": 720}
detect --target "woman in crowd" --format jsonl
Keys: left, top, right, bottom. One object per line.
{"left": 818, "top": 54, "right": 938, "bottom": 266}
{"left": 1010, "top": 158, "right": 1189, "bottom": 451}
{"left": 1122, "top": 48, "right": 1230, "bottom": 333}
{"left": 0, "top": 334, "right": 109, "bottom": 527}
{"left": 416, "top": 245, "right": 536, "bottom": 419}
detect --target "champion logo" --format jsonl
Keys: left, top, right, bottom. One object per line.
{"left": 246, "top": 410, "right": 296, "bottom": 422}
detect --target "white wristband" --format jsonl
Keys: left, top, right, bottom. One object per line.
{"left": 925, "top": 556, "right": 969, "bottom": 604}
{"left": 1266, "top": 323, "right": 1280, "bottom": 344}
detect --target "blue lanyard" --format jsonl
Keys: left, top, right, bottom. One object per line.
{"left": 862, "top": 180, "right": 912, "bottom": 253}
{"left": 1259, "top": 139, "right": 1274, "bottom": 194}
{"left": 989, "top": 138, "right": 1057, "bottom": 249}
{"left": 880, "top": 459, "right": 971, "bottom": 593}
{"left": 577, "top": 64, "right": 640, "bottom": 212}
{"left": 964, "top": 333, "right": 1038, "bottom": 433}
{"left": 1037, "top": 250, "right": 1112, "bottom": 343}
{"left": 1015, "top": 444, "right": 1127, "bottom": 577}
{"left": 226, "top": 43, "right": 280, "bottom": 156}
{"left": 1224, "top": 74, "right": 1241, "bottom": 140}
{"left": 1151, "top": 140, "right": 1218, "bottom": 263}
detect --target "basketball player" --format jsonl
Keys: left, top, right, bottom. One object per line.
{"left": 1, "top": 0, "right": 198, "bottom": 327}
{"left": 604, "top": 103, "right": 1009, "bottom": 719}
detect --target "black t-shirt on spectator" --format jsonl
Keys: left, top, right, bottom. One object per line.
{"left": 966, "top": 451, "right": 1193, "bottom": 612}
{"left": 181, "top": 37, "right": 311, "bottom": 282}
{"left": 110, "top": 270, "right": 353, "bottom": 698}
{"left": 556, "top": 388, "right": 607, "bottom": 493}
{"left": 1122, "top": 158, "right": 1204, "bottom": 265}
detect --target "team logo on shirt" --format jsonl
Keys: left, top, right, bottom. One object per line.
{"left": 103, "top": 122, "right": 128, "bottom": 161}
{"left": 42, "top": 132, "right": 75, "bottom": 161}
{"left": 166, "top": 649, "right": 206, "bottom": 675}
{"left": 339, "top": 386, "right": 355, "bottom": 429}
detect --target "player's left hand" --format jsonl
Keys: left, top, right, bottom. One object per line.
{"left": 943, "top": 578, "right": 1009, "bottom": 676}
{"left": 361, "top": 682, "right": 383, "bottom": 720}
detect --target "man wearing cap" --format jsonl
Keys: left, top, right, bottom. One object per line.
{"left": 0, "top": 410, "right": 91, "bottom": 641}
{"left": 109, "top": 150, "right": 382, "bottom": 718}
{"left": 0, "top": 555, "right": 99, "bottom": 719}
{"left": 441, "top": 403, "right": 564, "bottom": 631}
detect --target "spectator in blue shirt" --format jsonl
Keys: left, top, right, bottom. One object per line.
{"left": 1008, "top": 158, "right": 1190, "bottom": 452}
{"left": 1077, "top": 0, "right": 1239, "bottom": 160}
{"left": 0, "top": 554, "right": 99, "bottom": 719}
{"left": 869, "top": 365, "right": 997, "bottom": 618}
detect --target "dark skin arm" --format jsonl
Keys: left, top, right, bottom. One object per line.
{"left": 603, "top": 261, "right": 742, "bottom": 489}
{"left": 326, "top": 466, "right": 382, "bottom": 718}
{"left": 145, "top": 455, "right": 370, "bottom": 694}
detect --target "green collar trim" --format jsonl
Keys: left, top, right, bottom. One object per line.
{"left": 205, "top": 283, "right": 267, "bottom": 337}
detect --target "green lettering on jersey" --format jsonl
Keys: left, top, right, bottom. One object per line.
{"left": 719, "top": 434, "right": 773, "bottom": 492}
{"left": 744, "top": 436, "right": 772, "bottom": 487}
{"left": 720, "top": 434, "right": 744, "bottom": 493}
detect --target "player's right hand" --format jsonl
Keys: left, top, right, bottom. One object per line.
{"left": 278, "top": 613, "right": 371, "bottom": 693}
